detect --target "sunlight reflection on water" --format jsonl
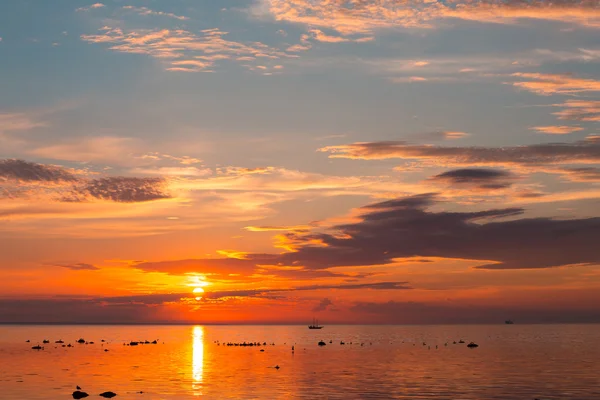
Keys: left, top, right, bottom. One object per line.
{"left": 192, "top": 326, "right": 204, "bottom": 395}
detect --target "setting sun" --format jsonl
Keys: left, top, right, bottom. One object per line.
{"left": 193, "top": 287, "right": 205, "bottom": 301}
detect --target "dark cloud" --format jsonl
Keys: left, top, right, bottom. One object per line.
{"left": 350, "top": 300, "right": 600, "bottom": 324}
{"left": 83, "top": 177, "right": 170, "bottom": 203}
{"left": 560, "top": 167, "right": 600, "bottom": 182}
{"left": 0, "top": 159, "right": 77, "bottom": 182}
{"left": 0, "top": 159, "right": 173, "bottom": 204}
{"left": 256, "top": 194, "right": 600, "bottom": 270}
{"left": 319, "top": 137, "right": 600, "bottom": 166}
{"left": 51, "top": 263, "right": 100, "bottom": 271}
{"left": 313, "top": 298, "right": 333, "bottom": 312}
{"left": 430, "top": 168, "right": 516, "bottom": 189}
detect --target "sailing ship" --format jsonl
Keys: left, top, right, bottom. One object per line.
{"left": 308, "top": 318, "right": 323, "bottom": 329}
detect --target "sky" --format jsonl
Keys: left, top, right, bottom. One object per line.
{"left": 0, "top": 0, "right": 599, "bottom": 324}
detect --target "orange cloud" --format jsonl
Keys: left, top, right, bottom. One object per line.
{"left": 259, "top": 0, "right": 600, "bottom": 37}
{"left": 511, "top": 73, "right": 600, "bottom": 96}
{"left": 553, "top": 100, "right": 600, "bottom": 122}
{"left": 531, "top": 125, "right": 584, "bottom": 134}
{"left": 81, "top": 27, "right": 292, "bottom": 72}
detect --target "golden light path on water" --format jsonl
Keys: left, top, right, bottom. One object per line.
{"left": 192, "top": 326, "right": 204, "bottom": 395}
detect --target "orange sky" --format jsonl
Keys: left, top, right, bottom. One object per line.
{"left": 1, "top": 0, "right": 600, "bottom": 323}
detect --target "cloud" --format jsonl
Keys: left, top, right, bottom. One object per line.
{"left": 308, "top": 28, "right": 373, "bottom": 43}
{"left": 130, "top": 166, "right": 212, "bottom": 177}
{"left": 511, "top": 73, "right": 600, "bottom": 96}
{"left": 122, "top": 6, "right": 188, "bottom": 20}
{"left": 81, "top": 27, "right": 292, "bottom": 72}
{"left": 350, "top": 299, "right": 600, "bottom": 324}
{"left": 29, "top": 136, "right": 136, "bottom": 164}
{"left": 531, "top": 126, "right": 584, "bottom": 135}
{"left": 50, "top": 263, "right": 100, "bottom": 271}
{"left": 0, "top": 113, "right": 46, "bottom": 135}
{"left": 410, "top": 131, "right": 470, "bottom": 142}
{"left": 559, "top": 167, "right": 600, "bottom": 182}
{"left": 82, "top": 177, "right": 171, "bottom": 203}
{"left": 318, "top": 137, "right": 600, "bottom": 167}
{"left": 313, "top": 298, "right": 333, "bottom": 312}
{"left": 227, "top": 193, "right": 600, "bottom": 270}
{"left": 553, "top": 100, "right": 600, "bottom": 122}
{"left": 76, "top": 3, "right": 105, "bottom": 12}
{"left": 259, "top": 0, "right": 600, "bottom": 37}
{"left": 430, "top": 168, "right": 516, "bottom": 190}
{"left": 244, "top": 225, "right": 313, "bottom": 232}
{"left": 0, "top": 159, "right": 77, "bottom": 183}
{"left": 0, "top": 159, "right": 176, "bottom": 205}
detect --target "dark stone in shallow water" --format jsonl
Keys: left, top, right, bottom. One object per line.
{"left": 99, "top": 391, "right": 117, "bottom": 398}
{"left": 72, "top": 391, "right": 89, "bottom": 399}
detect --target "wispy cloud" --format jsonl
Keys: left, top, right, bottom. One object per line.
{"left": 122, "top": 6, "right": 188, "bottom": 21}
{"left": 50, "top": 262, "right": 100, "bottom": 271}
{"left": 81, "top": 177, "right": 171, "bottom": 203}
{"left": 319, "top": 137, "right": 600, "bottom": 167}
{"left": 511, "top": 73, "right": 600, "bottom": 96}
{"left": 81, "top": 27, "right": 293, "bottom": 72}
{"left": 76, "top": 3, "right": 105, "bottom": 12}
{"left": 531, "top": 125, "right": 584, "bottom": 134}
{"left": 258, "top": 0, "right": 600, "bottom": 38}
{"left": 0, "top": 159, "right": 77, "bottom": 183}
{"left": 553, "top": 100, "right": 600, "bottom": 122}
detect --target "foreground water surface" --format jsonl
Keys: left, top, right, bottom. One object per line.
{"left": 0, "top": 324, "right": 599, "bottom": 399}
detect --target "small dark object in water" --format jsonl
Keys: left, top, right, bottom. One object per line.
{"left": 43, "top": 339, "right": 50, "bottom": 344}
{"left": 56, "top": 340, "right": 64, "bottom": 344}
{"left": 76, "top": 386, "right": 81, "bottom": 390}
{"left": 318, "top": 341, "right": 326, "bottom": 346}
{"left": 467, "top": 342, "right": 479, "bottom": 348}
{"left": 130, "top": 341, "right": 139, "bottom": 346}
{"left": 458, "top": 340, "right": 465, "bottom": 344}
{"left": 26, "top": 340, "right": 30, "bottom": 342}
{"left": 329, "top": 340, "right": 332, "bottom": 343}
{"left": 72, "top": 391, "right": 89, "bottom": 399}
{"left": 340, "top": 341, "right": 345, "bottom": 345}
{"left": 77, "top": 338, "right": 85, "bottom": 344}
{"left": 151, "top": 340, "right": 158, "bottom": 344}
{"left": 104, "top": 349, "right": 109, "bottom": 352}
{"left": 260, "top": 349, "right": 264, "bottom": 352}
{"left": 274, "top": 365, "right": 280, "bottom": 370}
{"left": 99, "top": 391, "right": 117, "bottom": 398}
{"left": 32, "top": 345, "right": 43, "bottom": 350}
{"left": 89, "top": 341, "right": 94, "bottom": 344}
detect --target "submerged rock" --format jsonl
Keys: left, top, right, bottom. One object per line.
{"left": 72, "top": 391, "right": 89, "bottom": 399}
{"left": 318, "top": 341, "right": 326, "bottom": 346}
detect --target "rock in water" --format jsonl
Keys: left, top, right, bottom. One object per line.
{"left": 72, "top": 391, "right": 89, "bottom": 399}
{"left": 99, "top": 391, "right": 117, "bottom": 398}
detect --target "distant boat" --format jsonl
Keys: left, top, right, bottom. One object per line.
{"left": 505, "top": 320, "right": 514, "bottom": 324}
{"left": 308, "top": 318, "right": 323, "bottom": 329}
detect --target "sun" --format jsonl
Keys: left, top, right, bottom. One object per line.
{"left": 193, "top": 287, "right": 204, "bottom": 301}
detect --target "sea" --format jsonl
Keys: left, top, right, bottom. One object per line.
{"left": 0, "top": 324, "right": 599, "bottom": 399}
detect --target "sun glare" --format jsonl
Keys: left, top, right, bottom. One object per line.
{"left": 193, "top": 287, "right": 204, "bottom": 301}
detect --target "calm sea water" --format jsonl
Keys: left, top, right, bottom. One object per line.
{"left": 0, "top": 324, "right": 599, "bottom": 399}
